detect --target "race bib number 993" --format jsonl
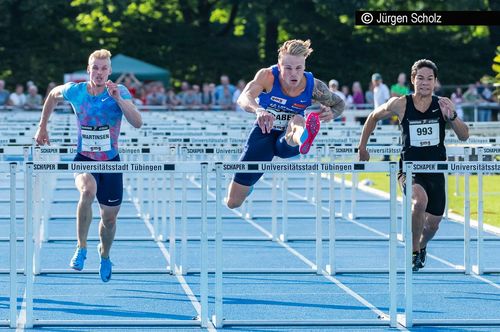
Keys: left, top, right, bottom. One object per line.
{"left": 409, "top": 119, "right": 439, "bottom": 147}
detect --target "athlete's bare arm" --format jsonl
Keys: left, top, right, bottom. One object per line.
{"left": 238, "top": 68, "right": 275, "bottom": 133}
{"left": 438, "top": 97, "right": 469, "bottom": 141}
{"left": 34, "top": 85, "right": 65, "bottom": 145}
{"left": 106, "top": 80, "right": 142, "bottom": 128}
{"left": 358, "top": 96, "right": 406, "bottom": 161}
{"left": 312, "top": 78, "right": 345, "bottom": 122}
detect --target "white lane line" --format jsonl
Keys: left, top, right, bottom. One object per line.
{"left": 262, "top": 178, "right": 389, "bottom": 238}
{"left": 16, "top": 289, "right": 27, "bottom": 331}
{"left": 129, "top": 187, "right": 216, "bottom": 332}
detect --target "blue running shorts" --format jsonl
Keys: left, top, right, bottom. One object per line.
{"left": 73, "top": 153, "right": 123, "bottom": 206}
{"left": 234, "top": 125, "right": 299, "bottom": 187}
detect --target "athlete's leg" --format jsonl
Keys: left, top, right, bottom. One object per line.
{"left": 227, "top": 126, "right": 276, "bottom": 209}
{"left": 420, "top": 213, "right": 443, "bottom": 249}
{"left": 98, "top": 204, "right": 120, "bottom": 258}
{"left": 411, "top": 184, "right": 428, "bottom": 252}
{"left": 284, "top": 114, "right": 306, "bottom": 146}
{"left": 227, "top": 182, "right": 252, "bottom": 209}
{"left": 399, "top": 173, "right": 428, "bottom": 252}
{"left": 419, "top": 173, "right": 446, "bottom": 249}
{"left": 95, "top": 171, "right": 123, "bottom": 257}
{"left": 74, "top": 173, "right": 97, "bottom": 248}
{"left": 283, "top": 113, "right": 321, "bottom": 154}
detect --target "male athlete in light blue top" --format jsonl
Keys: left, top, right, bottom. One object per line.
{"left": 35, "top": 49, "right": 142, "bottom": 282}
{"left": 226, "top": 39, "right": 345, "bottom": 209}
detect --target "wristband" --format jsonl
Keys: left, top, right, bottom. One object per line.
{"left": 448, "top": 110, "right": 457, "bottom": 122}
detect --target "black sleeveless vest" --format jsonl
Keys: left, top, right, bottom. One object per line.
{"left": 400, "top": 94, "right": 446, "bottom": 162}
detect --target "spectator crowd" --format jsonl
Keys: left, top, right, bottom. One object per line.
{"left": 0, "top": 71, "right": 497, "bottom": 121}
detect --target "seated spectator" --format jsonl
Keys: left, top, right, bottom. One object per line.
{"left": 232, "top": 79, "right": 246, "bottom": 113}
{"left": 351, "top": 81, "right": 365, "bottom": 107}
{"left": 201, "top": 83, "right": 214, "bottom": 109}
{"left": 24, "top": 85, "right": 43, "bottom": 111}
{"left": 180, "top": 84, "right": 201, "bottom": 107}
{"left": 146, "top": 82, "right": 167, "bottom": 106}
{"left": 133, "top": 86, "right": 146, "bottom": 106}
{"left": 390, "top": 72, "right": 410, "bottom": 97}
{"left": 477, "top": 79, "right": 494, "bottom": 122}
{"left": 0, "top": 80, "right": 9, "bottom": 106}
{"left": 215, "top": 86, "right": 233, "bottom": 109}
{"left": 9, "top": 84, "right": 26, "bottom": 108}
{"left": 365, "top": 81, "right": 374, "bottom": 106}
{"left": 462, "top": 83, "right": 482, "bottom": 121}
{"left": 116, "top": 72, "right": 141, "bottom": 98}
{"left": 328, "top": 79, "right": 346, "bottom": 102}
{"left": 214, "top": 75, "right": 236, "bottom": 109}
{"left": 165, "top": 88, "right": 180, "bottom": 108}
{"left": 341, "top": 85, "right": 353, "bottom": 109}
{"left": 176, "top": 81, "right": 190, "bottom": 102}
{"left": 191, "top": 84, "right": 202, "bottom": 106}
{"left": 451, "top": 87, "right": 464, "bottom": 120}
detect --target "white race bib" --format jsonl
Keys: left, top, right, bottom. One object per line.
{"left": 409, "top": 119, "right": 439, "bottom": 147}
{"left": 81, "top": 125, "right": 111, "bottom": 152}
{"left": 266, "top": 108, "right": 295, "bottom": 131}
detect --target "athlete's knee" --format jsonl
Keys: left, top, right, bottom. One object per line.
{"left": 425, "top": 217, "right": 441, "bottom": 233}
{"left": 79, "top": 186, "right": 96, "bottom": 203}
{"left": 101, "top": 214, "right": 117, "bottom": 228}
{"left": 426, "top": 222, "right": 439, "bottom": 234}
{"left": 412, "top": 190, "right": 428, "bottom": 212}
{"left": 226, "top": 197, "right": 243, "bottom": 209}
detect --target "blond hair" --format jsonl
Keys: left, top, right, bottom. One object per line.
{"left": 88, "top": 49, "right": 112, "bottom": 65}
{"left": 278, "top": 39, "right": 313, "bottom": 59}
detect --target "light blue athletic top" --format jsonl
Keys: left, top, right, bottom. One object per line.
{"left": 62, "top": 82, "right": 131, "bottom": 160}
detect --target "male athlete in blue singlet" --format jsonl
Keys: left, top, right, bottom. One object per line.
{"left": 226, "top": 39, "right": 345, "bottom": 209}
{"left": 34, "top": 49, "right": 142, "bottom": 282}
{"left": 358, "top": 59, "right": 469, "bottom": 271}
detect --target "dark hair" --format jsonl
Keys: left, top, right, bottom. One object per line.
{"left": 411, "top": 59, "right": 438, "bottom": 80}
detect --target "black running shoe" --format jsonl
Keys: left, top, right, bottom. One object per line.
{"left": 419, "top": 247, "right": 426, "bottom": 268}
{"left": 412, "top": 252, "right": 421, "bottom": 272}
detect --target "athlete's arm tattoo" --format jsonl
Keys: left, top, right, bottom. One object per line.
{"left": 312, "top": 78, "right": 345, "bottom": 118}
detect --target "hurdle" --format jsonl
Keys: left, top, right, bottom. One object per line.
{"left": 402, "top": 160, "right": 500, "bottom": 327}
{"left": 32, "top": 146, "right": 183, "bottom": 243}
{"left": 0, "top": 163, "right": 18, "bottom": 328}
{"left": 210, "top": 161, "right": 398, "bottom": 327}
{"left": 27, "top": 158, "right": 187, "bottom": 275}
{"left": 475, "top": 146, "right": 500, "bottom": 274}
{"left": 22, "top": 160, "right": 209, "bottom": 328}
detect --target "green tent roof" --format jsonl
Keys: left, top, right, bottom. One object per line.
{"left": 109, "top": 54, "right": 169, "bottom": 83}
{"left": 73, "top": 54, "right": 170, "bottom": 86}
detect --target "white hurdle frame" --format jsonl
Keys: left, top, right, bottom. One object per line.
{"left": 475, "top": 146, "right": 500, "bottom": 274}
{"left": 23, "top": 161, "right": 208, "bottom": 328}
{"left": 402, "top": 160, "right": 500, "bottom": 327}
{"left": 0, "top": 163, "right": 18, "bottom": 328}
{"left": 211, "top": 161, "right": 398, "bottom": 328}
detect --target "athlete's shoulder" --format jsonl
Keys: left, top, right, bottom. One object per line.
{"left": 390, "top": 95, "right": 407, "bottom": 108}
{"left": 62, "top": 81, "right": 86, "bottom": 100}
{"left": 253, "top": 67, "right": 275, "bottom": 85}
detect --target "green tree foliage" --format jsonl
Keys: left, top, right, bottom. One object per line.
{"left": 0, "top": 0, "right": 495, "bottom": 92}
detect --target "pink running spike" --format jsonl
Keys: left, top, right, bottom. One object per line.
{"left": 299, "top": 112, "right": 321, "bottom": 154}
